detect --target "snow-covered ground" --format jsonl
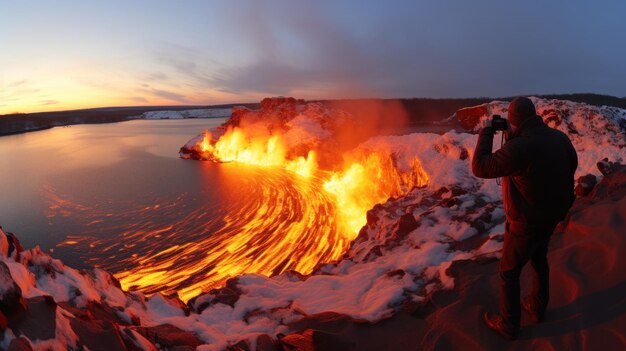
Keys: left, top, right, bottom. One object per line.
{"left": 1, "top": 97, "right": 625, "bottom": 350}
{"left": 131, "top": 108, "right": 232, "bottom": 120}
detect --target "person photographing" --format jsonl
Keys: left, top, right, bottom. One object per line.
{"left": 472, "top": 97, "right": 578, "bottom": 340}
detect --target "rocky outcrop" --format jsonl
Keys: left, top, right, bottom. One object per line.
{"left": 456, "top": 104, "right": 488, "bottom": 130}
{"left": 575, "top": 174, "right": 597, "bottom": 196}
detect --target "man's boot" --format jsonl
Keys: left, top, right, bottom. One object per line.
{"left": 483, "top": 312, "right": 519, "bottom": 341}
{"left": 522, "top": 296, "right": 545, "bottom": 323}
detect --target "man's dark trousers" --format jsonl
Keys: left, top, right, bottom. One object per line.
{"left": 500, "top": 221, "right": 556, "bottom": 329}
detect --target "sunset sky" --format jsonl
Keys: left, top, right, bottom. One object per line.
{"left": 2, "top": 0, "right": 626, "bottom": 114}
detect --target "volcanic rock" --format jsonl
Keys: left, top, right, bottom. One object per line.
{"left": 189, "top": 277, "right": 242, "bottom": 312}
{"left": 133, "top": 324, "right": 203, "bottom": 351}
{"left": 456, "top": 104, "right": 488, "bottom": 130}
{"left": 0, "top": 261, "right": 26, "bottom": 317}
{"left": 229, "top": 106, "right": 253, "bottom": 127}
{"left": 58, "top": 300, "right": 130, "bottom": 325}
{"left": 394, "top": 213, "right": 418, "bottom": 240}
{"left": 597, "top": 157, "right": 617, "bottom": 176}
{"left": 70, "top": 318, "right": 127, "bottom": 351}
{"left": 0, "top": 228, "right": 24, "bottom": 259}
{"left": 256, "top": 334, "right": 281, "bottom": 351}
{"left": 9, "top": 296, "right": 57, "bottom": 341}
{"left": 227, "top": 339, "right": 251, "bottom": 351}
{"left": 6, "top": 337, "right": 33, "bottom": 351}
{"left": 279, "top": 328, "right": 357, "bottom": 351}
{"left": 575, "top": 174, "right": 597, "bottom": 196}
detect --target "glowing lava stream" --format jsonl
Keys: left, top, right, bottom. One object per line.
{"left": 54, "top": 126, "right": 428, "bottom": 302}
{"left": 52, "top": 165, "right": 345, "bottom": 302}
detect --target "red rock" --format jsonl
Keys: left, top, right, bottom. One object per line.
{"left": 133, "top": 324, "right": 203, "bottom": 350}
{"left": 456, "top": 105, "right": 487, "bottom": 130}
{"left": 5, "top": 232, "right": 24, "bottom": 259}
{"left": 189, "top": 277, "right": 242, "bottom": 313}
{"left": 575, "top": 174, "right": 597, "bottom": 196}
{"left": 58, "top": 301, "right": 130, "bottom": 325}
{"left": 0, "top": 261, "right": 26, "bottom": 317}
{"left": 70, "top": 318, "right": 128, "bottom": 351}
{"left": 7, "top": 337, "right": 33, "bottom": 351}
{"left": 394, "top": 213, "right": 418, "bottom": 240}
{"left": 279, "top": 329, "right": 314, "bottom": 351}
{"left": 229, "top": 106, "right": 253, "bottom": 127}
{"left": 227, "top": 339, "right": 251, "bottom": 351}
{"left": 9, "top": 296, "right": 56, "bottom": 341}
{"left": 279, "top": 328, "right": 356, "bottom": 351}
{"left": 256, "top": 334, "right": 280, "bottom": 351}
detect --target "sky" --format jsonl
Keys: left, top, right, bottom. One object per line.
{"left": 1, "top": 0, "right": 626, "bottom": 114}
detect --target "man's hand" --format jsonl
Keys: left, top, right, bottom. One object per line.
{"left": 480, "top": 119, "right": 495, "bottom": 136}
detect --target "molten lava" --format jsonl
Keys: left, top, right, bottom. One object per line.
{"left": 197, "top": 125, "right": 429, "bottom": 236}
{"left": 52, "top": 99, "right": 429, "bottom": 302}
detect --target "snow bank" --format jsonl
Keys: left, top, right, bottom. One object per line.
{"left": 131, "top": 108, "right": 231, "bottom": 120}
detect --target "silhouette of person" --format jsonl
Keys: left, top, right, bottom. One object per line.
{"left": 472, "top": 97, "right": 578, "bottom": 340}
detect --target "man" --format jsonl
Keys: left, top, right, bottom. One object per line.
{"left": 472, "top": 97, "right": 578, "bottom": 340}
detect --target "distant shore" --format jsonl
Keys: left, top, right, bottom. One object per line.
{"left": 0, "top": 103, "right": 257, "bottom": 136}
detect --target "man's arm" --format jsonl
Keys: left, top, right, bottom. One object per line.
{"left": 472, "top": 127, "right": 527, "bottom": 179}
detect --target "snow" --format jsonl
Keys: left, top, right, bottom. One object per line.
{"left": 131, "top": 108, "right": 231, "bottom": 120}
{"left": 1, "top": 98, "right": 625, "bottom": 349}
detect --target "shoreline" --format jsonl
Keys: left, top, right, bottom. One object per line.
{"left": 0, "top": 114, "right": 231, "bottom": 137}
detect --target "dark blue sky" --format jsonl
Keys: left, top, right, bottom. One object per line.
{"left": 2, "top": 0, "right": 625, "bottom": 113}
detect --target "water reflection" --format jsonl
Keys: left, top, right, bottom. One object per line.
{"left": 1, "top": 119, "right": 347, "bottom": 302}
{"left": 52, "top": 163, "right": 341, "bottom": 301}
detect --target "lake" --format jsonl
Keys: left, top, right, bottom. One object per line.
{"left": 0, "top": 119, "right": 344, "bottom": 300}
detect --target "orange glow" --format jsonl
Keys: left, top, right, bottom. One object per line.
{"left": 197, "top": 125, "right": 429, "bottom": 235}
{"left": 50, "top": 121, "right": 428, "bottom": 302}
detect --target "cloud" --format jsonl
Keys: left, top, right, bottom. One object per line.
{"left": 150, "top": 88, "right": 188, "bottom": 103}
{"left": 39, "top": 99, "right": 59, "bottom": 105}
{"left": 145, "top": 72, "right": 169, "bottom": 82}
{"left": 202, "top": 3, "right": 368, "bottom": 96}
{"left": 130, "top": 96, "right": 149, "bottom": 103}
{"left": 201, "top": 1, "right": 626, "bottom": 98}
{"left": 8, "top": 80, "right": 28, "bottom": 88}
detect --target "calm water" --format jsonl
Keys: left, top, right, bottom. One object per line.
{"left": 0, "top": 119, "right": 345, "bottom": 299}
{"left": 0, "top": 119, "right": 226, "bottom": 256}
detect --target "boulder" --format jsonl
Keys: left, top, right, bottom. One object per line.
{"left": 188, "top": 277, "right": 242, "bottom": 312}
{"left": 7, "top": 337, "right": 33, "bottom": 351}
{"left": 256, "top": 334, "right": 280, "bottom": 351}
{"left": 9, "top": 296, "right": 56, "bottom": 341}
{"left": 575, "top": 174, "right": 597, "bottom": 196}
{"left": 6, "top": 232, "right": 24, "bottom": 258}
{"left": 132, "top": 324, "right": 203, "bottom": 351}
{"left": 70, "top": 318, "right": 128, "bottom": 351}
{"left": 456, "top": 105, "right": 488, "bottom": 130}
{"left": 597, "top": 158, "right": 616, "bottom": 176}
{"left": 279, "top": 328, "right": 356, "bottom": 351}
{"left": 0, "top": 261, "right": 26, "bottom": 317}
{"left": 393, "top": 213, "right": 418, "bottom": 240}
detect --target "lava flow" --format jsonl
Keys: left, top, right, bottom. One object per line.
{"left": 51, "top": 164, "right": 343, "bottom": 302}
{"left": 196, "top": 123, "right": 429, "bottom": 236}
{"left": 54, "top": 98, "right": 429, "bottom": 302}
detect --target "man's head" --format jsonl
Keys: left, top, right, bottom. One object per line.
{"left": 507, "top": 97, "right": 536, "bottom": 129}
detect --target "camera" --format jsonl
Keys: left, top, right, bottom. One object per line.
{"left": 491, "top": 114, "right": 508, "bottom": 131}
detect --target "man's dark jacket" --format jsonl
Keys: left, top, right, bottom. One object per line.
{"left": 472, "top": 116, "right": 578, "bottom": 234}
